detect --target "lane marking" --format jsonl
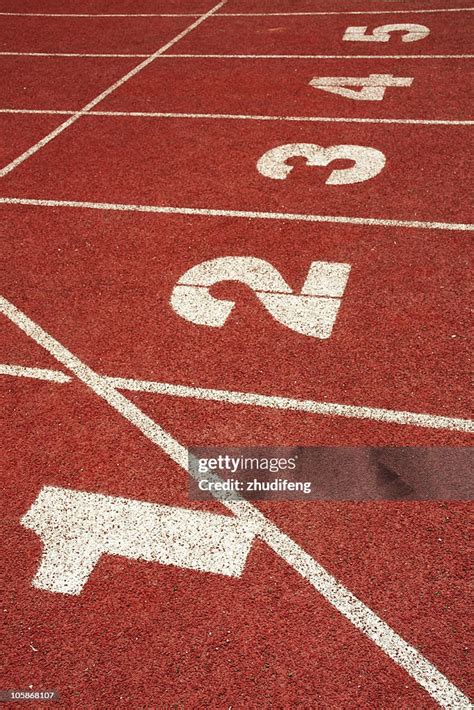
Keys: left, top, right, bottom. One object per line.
{"left": 22, "top": 486, "right": 258, "bottom": 595}
{"left": 1, "top": 52, "right": 473, "bottom": 59}
{"left": 0, "top": 363, "right": 70, "bottom": 382}
{"left": 0, "top": 295, "right": 471, "bottom": 708}
{"left": 164, "top": 53, "right": 474, "bottom": 59}
{"left": 1, "top": 364, "right": 472, "bottom": 433}
{"left": 0, "top": 52, "right": 151, "bottom": 57}
{"left": 0, "top": 0, "right": 227, "bottom": 178}
{"left": 1, "top": 8, "right": 472, "bottom": 16}
{"left": 0, "top": 197, "right": 472, "bottom": 232}
{"left": 0, "top": 109, "right": 472, "bottom": 126}
{"left": 220, "top": 8, "right": 474, "bottom": 15}
{"left": 0, "top": 13, "right": 200, "bottom": 17}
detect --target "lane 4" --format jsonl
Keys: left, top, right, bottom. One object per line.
{"left": 99, "top": 56, "right": 474, "bottom": 122}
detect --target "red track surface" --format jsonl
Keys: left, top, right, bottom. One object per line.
{"left": 0, "top": 1, "right": 472, "bottom": 708}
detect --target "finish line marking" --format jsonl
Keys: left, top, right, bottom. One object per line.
{"left": 0, "top": 197, "right": 472, "bottom": 232}
{"left": 0, "top": 364, "right": 472, "bottom": 433}
{"left": 0, "top": 295, "right": 470, "bottom": 709}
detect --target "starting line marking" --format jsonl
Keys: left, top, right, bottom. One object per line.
{"left": 1, "top": 364, "right": 472, "bottom": 433}
{"left": 0, "top": 294, "right": 471, "bottom": 709}
{"left": 0, "top": 197, "right": 472, "bottom": 232}
{"left": 0, "top": 0, "right": 227, "bottom": 178}
{"left": 1, "top": 109, "right": 472, "bottom": 126}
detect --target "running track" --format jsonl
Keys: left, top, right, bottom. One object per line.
{"left": 0, "top": 1, "right": 472, "bottom": 708}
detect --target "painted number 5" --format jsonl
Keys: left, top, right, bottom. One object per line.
{"left": 343, "top": 23, "right": 430, "bottom": 43}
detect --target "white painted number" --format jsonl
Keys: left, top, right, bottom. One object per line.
{"left": 171, "top": 257, "right": 351, "bottom": 340}
{"left": 309, "top": 74, "right": 413, "bottom": 101}
{"left": 257, "top": 143, "right": 386, "bottom": 184}
{"left": 22, "top": 486, "right": 256, "bottom": 595}
{"left": 343, "top": 23, "right": 430, "bottom": 43}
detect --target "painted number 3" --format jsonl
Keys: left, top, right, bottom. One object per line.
{"left": 256, "top": 143, "right": 386, "bottom": 184}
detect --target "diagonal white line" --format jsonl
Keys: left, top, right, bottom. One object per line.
{"left": 1, "top": 364, "right": 472, "bottom": 433}
{"left": 0, "top": 296, "right": 472, "bottom": 708}
{"left": 0, "top": 196, "right": 472, "bottom": 232}
{"left": 0, "top": 1, "right": 227, "bottom": 178}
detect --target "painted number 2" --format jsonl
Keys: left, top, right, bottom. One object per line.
{"left": 343, "top": 23, "right": 430, "bottom": 43}
{"left": 171, "top": 257, "right": 351, "bottom": 340}
{"left": 309, "top": 74, "right": 413, "bottom": 101}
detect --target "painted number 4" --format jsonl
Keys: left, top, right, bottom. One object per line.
{"left": 309, "top": 74, "right": 413, "bottom": 101}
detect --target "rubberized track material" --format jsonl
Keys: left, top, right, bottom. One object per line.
{"left": 0, "top": 2, "right": 472, "bottom": 708}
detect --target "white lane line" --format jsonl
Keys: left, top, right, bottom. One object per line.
{"left": 0, "top": 13, "right": 200, "bottom": 17}
{"left": 1, "top": 364, "right": 472, "bottom": 432}
{"left": 0, "top": 0, "right": 227, "bottom": 178}
{"left": 0, "top": 296, "right": 471, "bottom": 709}
{"left": 165, "top": 53, "right": 474, "bottom": 59}
{"left": 1, "top": 52, "right": 473, "bottom": 59}
{"left": 0, "top": 197, "right": 472, "bottom": 232}
{"left": 0, "top": 52, "right": 150, "bottom": 57}
{"left": 106, "top": 377, "right": 474, "bottom": 434}
{"left": 220, "top": 8, "right": 474, "bottom": 15}
{"left": 0, "top": 108, "right": 472, "bottom": 126}
{"left": 1, "top": 8, "right": 472, "bottom": 16}
{"left": 0, "top": 363, "right": 70, "bottom": 382}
